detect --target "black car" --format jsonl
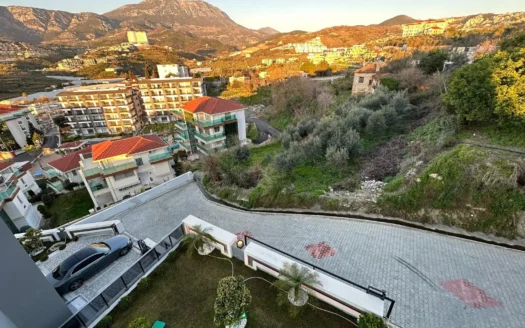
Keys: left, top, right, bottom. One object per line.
{"left": 46, "top": 235, "right": 133, "bottom": 295}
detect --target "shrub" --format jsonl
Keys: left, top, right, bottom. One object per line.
{"left": 42, "top": 194, "right": 53, "bottom": 204}
{"left": 419, "top": 49, "right": 449, "bottom": 75}
{"left": 128, "top": 317, "right": 151, "bottom": 328}
{"left": 358, "top": 313, "right": 387, "bottom": 328}
{"left": 37, "top": 205, "right": 51, "bottom": 218}
{"left": 65, "top": 182, "right": 79, "bottom": 191}
{"left": 58, "top": 244, "right": 66, "bottom": 251}
{"left": 380, "top": 77, "right": 400, "bottom": 91}
{"left": 96, "top": 315, "right": 112, "bottom": 328}
{"left": 40, "top": 254, "right": 49, "bottom": 262}
{"left": 366, "top": 112, "right": 387, "bottom": 137}
{"left": 214, "top": 276, "right": 252, "bottom": 327}
{"left": 234, "top": 146, "right": 251, "bottom": 162}
{"left": 326, "top": 146, "right": 349, "bottom": 173}
{"left": 117, "top": 296, "right": 132, "bottom": 310}
{"left": 136, "top": 277, "right": 150, "bottom": 292}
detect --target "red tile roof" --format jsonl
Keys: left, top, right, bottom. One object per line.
{"left": 0, "top": 161, "right": 14, "bottom": 171}
{"left": 57, "top": 141, "right": 85, "bottom": 150}
{"left": 182, "top": 97, "right": 245, "bottom": 115}
{"left": 49, "top": 147, "right": 92, "bottom": 173}
{"left": 356, "top": 63, "right": 378, "bottom": 74}
{"left": 92, "top": 135, "right": 166, "bottom": 161}
{"left": 0, "top": 105, "right": 24, "bottom": 115}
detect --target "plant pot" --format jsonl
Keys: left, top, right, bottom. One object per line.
{"left": 197, "top": 242, "right": 215, "bottom": 256}
{"left": 30, "top": 246, "right": 46, "bottom": 257}
{"left": 288, "top": 288, "right": 308, "bottom": 307}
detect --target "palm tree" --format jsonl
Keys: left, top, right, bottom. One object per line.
{"left": 181, "top": 225, "right": 218, "bottom": 257}
{"left": 274, "top": 263, "right": 322, "bottom": 310}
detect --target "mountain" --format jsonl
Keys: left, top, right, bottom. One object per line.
{"left": 378, "top": 15, "right": 418, "bottom": 26}
{"left": 258, "top": 27, "right": 280, "bottom": 36}
{"left": 104, "top": 0, "right": 264, "bottom": 46}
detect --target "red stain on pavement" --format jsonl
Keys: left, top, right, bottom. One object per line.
{"left": 440, "top": 280, "right": 502, "bottom": 308}
{"left": 305, "top": 242, "right": 336, "bottom": 259}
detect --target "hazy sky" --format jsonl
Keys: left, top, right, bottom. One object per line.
{"left": 2, "top": 0, "right": 524, "bottom": 32}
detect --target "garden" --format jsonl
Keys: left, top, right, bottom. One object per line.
{"left": 99, "top": 228, "right": 386, "bottom": 328}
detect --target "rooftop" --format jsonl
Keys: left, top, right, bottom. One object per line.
{"left": 49, "top": 147, "right": 92, "bottom": 173}
{"left": 356, "top": 63, "right": 379, "bottom": 74}
{"left": 56, "top": 141, "right": 86, "bottom": 150}
{"left": 57, "top": 84, "right": 129, "bottom": 96}
{"left": 92, "top": 135, "right": 166, "bottom": 161}
{"left": 182, "top": 96, "right": 245, "bottom": 115}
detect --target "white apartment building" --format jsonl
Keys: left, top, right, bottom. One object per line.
{"left": 0, "top": 105, "right": 42, "bottom": 150}
{"left": 79, "top": 135, "right": 175, "bottom": 210}
{"left": 157, "top": 64, "right": 190, "bottom": 78}
{"left": 172, "top": 97, "right": 247, "bottom": 155}
{"left": 135, "top": 77, "right": 206, "bottom": 125}
{"left": 58, "top": 84, "right": 144, "bottom": 137}
{"left": 47, "top": 147, "right": 92, "bottom": 193}
{"left": 0, "top": 161, "right": 42, "bottom": 233}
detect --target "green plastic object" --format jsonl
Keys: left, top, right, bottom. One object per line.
{"left": 152, "top": 321, "right": 166, "bottom": 328}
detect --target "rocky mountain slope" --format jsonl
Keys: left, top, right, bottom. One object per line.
{"left": 258, "top": 27, "right": 280, "bottom": 36}
{"left": 378, "top": 15, "right": 417, "bottom": 26}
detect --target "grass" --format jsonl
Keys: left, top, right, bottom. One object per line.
{"left": 266, "top": 111, "right": 293, "bottom": 131}
{"left": 246, "top": 123, "right": 260, "bottom": 142}
{"left": 109, "top": 250, "right": 352, "bottom": 328}
{"left": 239, "top": 86, "right": 272, "bottom": 106}
{"left": 458, "top": 124, "right": 525, "bottom": 149}
{"left": 47, "top": 189, "right": 94, "bottom": 227}
{"left": 292, "top": 163, "right": 345, "bottom": 195}
{"left": 249, "top": 142, "right": 283, "bottom": 166}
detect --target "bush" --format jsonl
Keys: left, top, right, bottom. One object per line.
{"left": 96, "top": 315, "right": 112, "bottom": 328}
{"left": 58, "top": 244, "right": 66, "bottom": 251}
{"left": 234, "top": 146, "right": 251, "bottom": 162}
{"left": 136, "top": 277, "right": 150, "bottom": 292}
{"left": 358, "top": 313, "right": 387, "bottom": 328}
{"left": 326, "top": 146, "right": 349, "bottom": 173}
{"left": 380, "top": 77, "right": 400, "bottom": 91}
{"left": 419, "top": 49, "right": 449, "bottom": 75}
{"left": 128, "top": 317, "right": 151, "bottom": 328}
{"left": 37, "top": 204, "right": 51, "bottom": 218}
{"left": 366, "top": 112, "right": 387, "bottom": 137}
{"left": 65, "top": 182, "right": 79, "bottom": 191}
{"left": 42, "top": 193, "right": 53, "bottom": 204}
{"left": 214, "top": 276, "right": 252, "bottom": 327}
{"left": 40, "top": 254, "right": 48, "bottom": 262}
{"left": 117, "top": 296, "right": 132, "bottom": 310}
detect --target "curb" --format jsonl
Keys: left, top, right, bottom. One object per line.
{"left": 194, "top": 179, "right": 525, "bottom": 252}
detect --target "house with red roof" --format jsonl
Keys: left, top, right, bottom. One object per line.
{"left": 172, "top": 96, "right": 247, "bottom": 155}
{"left": 78, "top": 135, "right": 174, "bottom": 209}
{"left": 0, "top": 161, "right": 42, "bottom": 233}
{"left": 48, "top": 147, "right": 93, "bottom": 189}
{"left": 352, "top": 63, "right": 382, "bottom": 95}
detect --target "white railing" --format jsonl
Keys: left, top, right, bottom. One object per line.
{"left": 15, "top": 220, "right": 124, "bottom": 242}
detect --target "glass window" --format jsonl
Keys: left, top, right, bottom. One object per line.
{"left": 135, "top": 158, "right": 144, "bottom": 166}
{"left": 72, "top": 170, "right": 77, "bottom": 176}
{"left": 359, "top": 77, "right": 365, "bottom": 83}
{"left": 214, "top": 127, "right": 220, "bottom": 133}
{"left": 72, "top": 254, "right": 104, "bottom": 274}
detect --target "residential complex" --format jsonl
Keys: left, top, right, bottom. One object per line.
{"left": 79, "top": 135, "right": 175, "bottom": 209}
{"left": 352, "top": 63, "right": 381, "bottom": 95}
{"left": 0, "top": 105, "right": 42, "bottom": 150}
{"left": 135, "top": 77, "right": 206, "bottom": 124}
{"left": 172, "top": 97, "right": 247, "bottom": 155}
{"left": 0, "top": 161, "right": 42, "bottom": 233}
{"left": 402, "top": 20, "right": 448, "bottom": 37}
{"left": 46, "top": 146, "right": 92, "bottom": 194}
{"left": 289, "top": 37, "right": 328, "bottom": 53}
{"left": 127, "top": 31, "right": 149, "bottom": 46}
{"left": 57, "top": 84, "right": 145, "bottom": 136}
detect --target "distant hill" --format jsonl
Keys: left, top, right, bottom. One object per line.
{"left": 258, "top": 27, "right": 280, "bottom": 36}
{"left": 378, "top": 15, "right": 418, "bottom": 26}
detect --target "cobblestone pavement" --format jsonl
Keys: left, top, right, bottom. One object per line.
{"left": 110, "top": 182, "right": 525, "bottom": 328}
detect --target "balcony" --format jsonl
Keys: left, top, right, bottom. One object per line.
{"left": 175, "top": 121, "right": 188, "bottom": 130}
{"left": 177, "top": 130, "right": 190, "bottom": 140}
{"left": 102, "top": 161, "right": 137, "bottom": 175}
{"left": 0, "top": 182, "right": 17, "bottom": 202}
{"left": 197, "top": 143, "right": 227, "bottom": 155}
{"left": 83, "top": 167, "right": 102, "bottom": 178}
{"left": 192, "top": 115, "right": 236, "bottom": 127}
{"left": 88, "top": 180, "right": 109, "bottom": 192}
{"left": 149, "top": 152, "right": 173, "bottom": 163}
{"left": 194, "top": 131, "right": 226, "bottom": 142}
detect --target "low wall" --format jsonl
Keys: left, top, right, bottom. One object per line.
{"left": 74, "top": 172, "right": 194, "bottom": 226}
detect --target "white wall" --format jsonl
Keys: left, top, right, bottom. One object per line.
{"left": 157, "top": 65, "right": 190, "bottom": 78}
{"left": 4, "top": 191, "right": 36, "bottom": 229}
{"left": 235, "top": 110, "right": 247, "bottom": 142}
{"left": 66, "top": 169, "right": 83, "bottom": 184}
{"left": 17, "top": 172, "right": 41, "bottom": 196}
{"left": 5, "top": 120, "right": 27, "bottom": 149}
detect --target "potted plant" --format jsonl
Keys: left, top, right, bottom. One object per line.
{"left": 23, "top": 228, "right": 46, "bottom": 257}
{"left": 214, "top": 276, "right": 251, "bottom": 328}
{"left": 358, "top": 313, "right": 388, "bottom": 328}
{"left": 274, "top": 263, "right": 322, "bottom": 315}
{"left": 182, "top": 225, "right": 218, "bottom": 257}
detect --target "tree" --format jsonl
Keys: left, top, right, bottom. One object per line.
{"left": 492, "top": 49, "right": 525, "bottom": 123}
{"left": 443, "top": 56, "right": 497, "bottom": 123}
{"left": 419, "top": 50, "right": 449, "bottom": 75}
{"left": 358, "top": 313, "right": 387, "bottom": 328}
{"left": 380, "top": 78, "right": 400, "bottom": 91}
{"left": 499, "top": 31, "right": 525, "bottom": 53}
{"left": 128, "top": 317, "right": 151, "bottom": 328}
{"left": 398, "top": 67, "right": 425, "bottom": 92}
{"left": 214, "top": 276, "right": 251, "bottom": 327}
{"left": 366, "top": 111, "right": 387, "bottom": 137}
{"left": 181, "top": 225, "right": 218, "bottom": 257}
{"left": 326, "top": 146, "right": 349, "bottom": 174}
{"left": 53, "top": 116, "right": 67, "bottom": 128}
{"left": 22, "top": 228, "right": 43, "bottom": 253}
{"left": 24, "top": 145, "right": 42, "bottom": 168}
{"left": 274, "top": 263, "right": 321, "bottom": 314}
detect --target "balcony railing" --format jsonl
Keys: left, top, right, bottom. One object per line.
{"left": 89, "top": 181, "right": 109, "bottom": 192}
{"left": 102, "top": 161, "right": 137, "bottom": 175}
{"left": 194, "top": 131, "right": 226, "bottom": 142}
{"left": 192, "top": 115, "right": 237, "bottom": 127}
{"left": 83, "top": 167, "right": 102, "bottom": 178}
{"left": 149, "top": 152, "right": 173, "bottom": 163}
{"left": 175, "top": 121, "right": 188, "bottom": 130}
{"left": 197, "top": 144, "right": 227, "bottom": 154}
{"left": 0, "top": 182, "right": 17, "bottom": 202}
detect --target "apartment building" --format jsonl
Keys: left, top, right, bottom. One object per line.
{"left": 172, "top": 97, "right": 246, "bottom": 155}
{"left": 0, "top": 161, "right": 42, "bottom": 233}
{"left": 158, "top": 64, "right": 190, "bottom": 78}
{"left": 47, "top": 146, "right": 92, "bottom": 192}
{"left": 0, "top": 105, "right": 42, "bottom": 149}
{"left": 58, "top": 84, "right": 144, "bottom": 137}
{"left": 402, "top": 20, "right": 448, "bottom": 37}
{"left": 127, "top": 31, "right": 149, "bottom": 45}
{"left": 79, "top": 135, "right": 175, "bottom": 210}
{"left": 352, "top": 63, "right": 381, "bottom": 95}
{"left": 290, "top": 37, "right": 328, "bottom": 54}
{"left": 135, "top": 76, "right": 206, "bottom": 125}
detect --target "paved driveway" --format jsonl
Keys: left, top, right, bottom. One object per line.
{"left": 246, "top": 117, "right": 281, "bottom": 144}
{"left": 109, "top": 182, "right": 525, "bottom": 328}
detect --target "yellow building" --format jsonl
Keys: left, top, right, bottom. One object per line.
{"left": 402, "top": 20, "right": 448, "bottom": 37}
{"left": 127, "top": 31, "right": 149, "bottom": 45}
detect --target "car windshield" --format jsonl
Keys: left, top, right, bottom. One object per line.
{"left": 90, "top": 242, "right": 111, "bottom": 252}
{"left": 52, "top": 256, "right": 79, "bottom": 280}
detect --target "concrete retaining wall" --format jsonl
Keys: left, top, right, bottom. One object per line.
{"left": 74, "top": 172, "right": 194, "bottom": 226}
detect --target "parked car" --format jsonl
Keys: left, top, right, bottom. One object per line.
{"left": 46, "top": 235, "right": 133, "bottom": 295}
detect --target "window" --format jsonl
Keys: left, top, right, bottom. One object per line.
{"left": 135, "top": 158, "right": 144, "bottom": 166}
{"left": 72, "top": 254, "right": 104, "bottom": 274}
{"left": 72, "top": 170, "right": 77, "bottom": 176}
{"left": 358, "top": 76, "right": 365, "bottom": 83}
{"left": 214, "top": 127, "right": 220, "bottom": 133}
{"left": 114, "top": 171, "right": 135, "bottom": 181}
{"left": 20, "top": 177, "right": 25, "bottom": 184}
{"left": 150, "top": 177, "right": 153, "bottom": 182}
{"left": 369, "top": 79, "right": 373, "bottom": 86}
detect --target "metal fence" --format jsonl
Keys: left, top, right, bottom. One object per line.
{"left": 59, "top": 225, "right": 184, "bottom": 328}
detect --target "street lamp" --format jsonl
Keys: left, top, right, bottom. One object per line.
{"left": 236, "top": 240, "right": 244, "bottom": 249}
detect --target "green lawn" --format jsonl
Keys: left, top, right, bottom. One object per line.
{"left": 249, "top": 142, "right": 283, "bottom": 166}
{"left": 292, "top": 163, "right": 345, "bottom": 195}
{"left": 109, "top": 250, "right": 352, "bottom": 328}
{"left": 47, "top": 189, "right": 94, "bottom": 227}
{"left": 458, "top": 124, "right": 525, "bottom": 149}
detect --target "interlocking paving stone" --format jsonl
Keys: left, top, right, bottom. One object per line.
{"left": 108, "top": 182, "right": 525, "bottom": 328}
{"left": 305, "top": 242, "right": 337, "bottom": 259}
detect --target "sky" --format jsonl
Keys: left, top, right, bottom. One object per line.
{"left": 1, "top": 0, "right": 524, "bottom": 32}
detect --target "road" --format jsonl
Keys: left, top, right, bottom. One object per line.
{"left": 109, "top": 182, "right": 525, "bottom": 328}
{"left": 43, "top": 127, "right": 59, "bottom": 149}
{"left": 246, "top": 117, "right": 281, "bottom": 144}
